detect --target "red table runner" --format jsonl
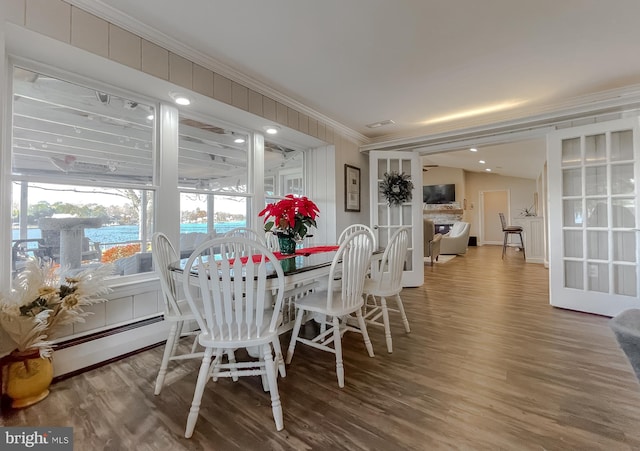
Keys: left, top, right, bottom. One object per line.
{"left": 294, "top": 245, "right": 340, "bottom": 256}
{"left": 227, "top": 245, "right": 339, "bottom": 264}
{"left": 273, "top": 245, "right": 339, "bottom": 259}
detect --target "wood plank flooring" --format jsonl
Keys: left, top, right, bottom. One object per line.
{"left": 3, "top": 245, "right": 640, "bottom": 450}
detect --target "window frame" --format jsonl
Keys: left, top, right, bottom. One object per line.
{"left": 7, "top": 58, "right": 161, "bottom": 283}
{"left": 177, "top": 110, "right": 256, "bottom": 239}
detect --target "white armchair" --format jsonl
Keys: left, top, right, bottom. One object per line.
{"left": 440, "top": 222, "right": 471, "bottom": 255}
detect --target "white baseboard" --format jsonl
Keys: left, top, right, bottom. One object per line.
{"left": 52, "top": 320, "right": 171, "bottom": 377}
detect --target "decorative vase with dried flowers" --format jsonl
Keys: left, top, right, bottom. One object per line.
{"left": 0, "top": 260, "right": 114, "bottom": 408}
{"left": 259, "top": 195, "right": 320, "bottom": 254}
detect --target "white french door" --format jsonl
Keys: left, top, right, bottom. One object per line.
{"left": 548, "top": 117, "right": 640, "bottom": 316}
{"left": 369, "top": 151, "right": 423, "bottom": 287}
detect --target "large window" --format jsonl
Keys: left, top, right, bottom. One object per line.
{"left": 264, "top": 140, "right": 305, "bottom": 204}
{"left": 9, "top": 66, "right": 309, "bottom": 280}
{"left": 11, "top": 67, "right": 156, "bottom": 277}
{"left": 4, "top": 58, "right": 315, "bottom": 354}
{"left": 178, "top": 115, "right": 250, "bottom": 255}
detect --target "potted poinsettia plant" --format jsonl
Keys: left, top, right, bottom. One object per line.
{"left": 0, "top": 260, "right": 114, "bottom": 408}
{"left": 259, "top": 195, "right": 319, "bottom": 254}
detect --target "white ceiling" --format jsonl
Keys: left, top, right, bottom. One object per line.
{"left": 422, "top": 138, "right": 546, "bottom": 179}
{"left": 78, "top": 1, "right": 640, "bottom": 178}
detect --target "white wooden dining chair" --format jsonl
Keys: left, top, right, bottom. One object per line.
{"left": 362, "top": 226, "right": 411, "bottom": 353}
{"left": 264, "top": 231, "right": 280, "bottom": 252}
{"left": 223, "top": 226, "right": 266, "bottom": 242}
{"left": 286, "top": 230, "right": 375, "bottom": 388}
{"left": 223, "top": 227, "right": 267, "bottom": 258}
{"left": 333, "top": 224, "right": 376, "bottom": 283}
{"left": 337, "top": 223, "right": 377, "bottom": 249}
{"left": 325, "top": 223, "right": 377, "bottom": 316}
{"left": 182, "top": 237, "right": 287, "bottom": 436}
{"left": 151, "top": 232, "right": 204, "bottom": 395}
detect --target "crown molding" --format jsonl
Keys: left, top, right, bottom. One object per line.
{"left": 361, "top": 84, "right": 640, "bottom": 152}
{"left": 67, "top": 0, "right": 368, "bottom": 145}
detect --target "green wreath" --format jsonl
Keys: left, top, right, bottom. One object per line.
{"left": 380, "top": 171, "right": 414, "bottom": 206}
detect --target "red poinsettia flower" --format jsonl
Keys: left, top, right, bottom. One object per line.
{"left": 259, "top": 195, "right": 319, "bottom": 239}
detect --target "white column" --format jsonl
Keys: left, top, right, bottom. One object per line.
{"left": 156, "top": 103, "right": 180, "bottom": 247}
{"left": 307, "top": 145, "right": 336, "bottom": 245}
{"left": 252, "top": 132, "right": 265, "bottom": 228}
{"left": 0, "top": 8, "right": 11, "bottom": 287}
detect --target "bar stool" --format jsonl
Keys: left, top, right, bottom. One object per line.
{"left": 499, "top": 213, "right": 525, "bottom": 260}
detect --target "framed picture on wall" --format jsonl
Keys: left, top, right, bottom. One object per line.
{"left": 344, "top": 164, "right": 361, "bottom": 212}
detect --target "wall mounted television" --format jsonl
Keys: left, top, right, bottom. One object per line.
{"left": 423, "top": 184, "right": 455, "bottom": 204}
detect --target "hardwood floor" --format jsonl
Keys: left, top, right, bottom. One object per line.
{"left": 3, "top": 245, "right": 640, "bottom": 450}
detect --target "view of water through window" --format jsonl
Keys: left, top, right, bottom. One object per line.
{"left": 11, "top": 221, "right": 246, "bottom": 243}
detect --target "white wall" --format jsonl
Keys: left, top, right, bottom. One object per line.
{"left": 419, "top": 165, "right": 539, "bottom": 239}
{"left": 465, "top": 172, "right": 537, "bottom": 238}
{"left": 308, "top": 145, "right": 337, "bottom": 244}
{"left": 422, "top": 167, "right": 465, "bottom": 203}
{"left": 335, "top": 135, "right": 369, "bottom": 237}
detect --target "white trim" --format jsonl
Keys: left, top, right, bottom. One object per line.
{"left": 415, "top": 127, "right": 556, "bottom": 156}
{"left": 67, "top": 0, "right": 368, "bottom": 145}
{"left": 361, "top": 89, "right": 640, "bottom": 152}
{"left": 52, "top": 319, "right": 170, "bottom": 377}
{"left": 107, "top": 276, "right": 158, "bottom": 298}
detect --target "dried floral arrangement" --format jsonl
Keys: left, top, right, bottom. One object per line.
{"left": 0, "top": 261, "right": 115, "bottom": 357}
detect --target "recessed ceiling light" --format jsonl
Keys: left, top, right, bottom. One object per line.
{"left": 365, "top": 119, "right": 395, "bottom": 129}
{"left": 170, "top": 92, "right": 191, "bottom": 105}
{"left": 263, "top": 125, "right": 280, "bottom": 135}
{"left": 479, "top": 160, "right": 486, "bottom": 164}
{"left": 485, "top": 168, "right": 492, "bottom": 172}
{"left": 470, "top": 148, "right": 478, "bottom": 152}
{"left": 234, "top": 137, "right": 246, "bottom": 144}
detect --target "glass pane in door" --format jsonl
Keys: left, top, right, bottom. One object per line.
{"left": 587, "top": 262, "right": 609, "bottom": 292}
{"left": 562, "top": 168, "right": 582, "bottom": 196}
{"left": 563, "top": 199, "right": 583, "bottom": 226}
{"left": 611, "top": 130, "right": 633, "bottom": 161}
{"left": 611, "top": 164, "right": 635, "bottom": 194}
{"left": 564, "top": 230, "right": 583, "bottom": 258}
{"left": 562, "top": 138, "right": 581, "bottom": 165}
{"left": 613, "top": 231, "right": 636, "bottom": 262}
{"left": 586, "top": 200, "right": 608, "bottom": 227}
{"left": 612, "top": 199, "right": 635, "bottom": 228}
{"left": 585, "top": 166, "right": 606, "bottom": 195}
{"left": 587, "top": 231, "right": 607, "bottom": 260}
{"left": 614, "top": 264, "right": 637, "bottom": 296}
{"left": 564, "top": 261, "right": 583, "bottom": 289}
{"left": 585, "top": 134, "right": 606, "bottom": 162}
